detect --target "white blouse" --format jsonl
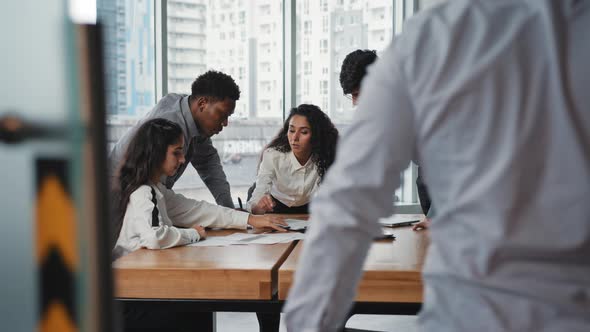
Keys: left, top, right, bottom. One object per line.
{"left": 247, "top": 148, "right": 320, "bottom": 211}
{"left": 114, "top": 182, "right": 248, "bottom": 259}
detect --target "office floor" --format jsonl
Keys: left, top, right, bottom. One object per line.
{"left": 217, "top": 312, "right": 419, "bottom": 332}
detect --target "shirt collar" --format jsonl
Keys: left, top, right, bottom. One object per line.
{"left": 289, "top": 150, "right": 313, "bottom": 170}
{"left": 180, "top": 95, "right": 200, "bottom": 140}
{"left": 151, "top": 183, "right": 165, "bottom": 200}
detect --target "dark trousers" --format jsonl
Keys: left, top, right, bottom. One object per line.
{"left": 270, "top": 195, "right": 309, "bottom": 214}
{"left": 123, "top": 303, "right": 279, "bottom": 332}
{"left": 122, "top": 303, "right": 214, "bottom": 332}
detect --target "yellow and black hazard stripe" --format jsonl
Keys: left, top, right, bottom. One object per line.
{"left": 36, "top": 159, "right": 78, "bottom": 332}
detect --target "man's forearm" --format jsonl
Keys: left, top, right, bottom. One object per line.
{"left": 208, "top": 180, "right": 234, "bottom": 208}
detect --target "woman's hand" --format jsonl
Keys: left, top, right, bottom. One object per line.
{"left": 247, "top": 215, "right": 289, "bottom": 232}
{"left": 251, "top": 194, "right": 275, "bottom": 215}
{"left": 192, "top": 225, "right": 207, "bottom": 239}
{"left": 412, "top": 217, "right": 431, "bottom": 231}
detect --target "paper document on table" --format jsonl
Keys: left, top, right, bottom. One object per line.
{"left": 227, "top": 232, "right": 306, "bottom": 244}
{"left": 186, "top": 236, "right": 234, "bottom": 247}
{"left": 378, "top": 214, "right": 423, "bottom": 227}
{"left": 187, "top": 232, "right": 305, "bottom": 247}
{"left": 283, "top": 219, "right": 308, "bottom": 231}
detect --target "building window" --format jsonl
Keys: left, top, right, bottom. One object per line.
{"left": 320, "top": 39, "right": 328, "bottom": 53}
{"left": 304, "top": 21, "right": 311, "bottom": 35}
{"left": 321, "top": 80, "right": 328, "bottom": 95}
{"left": 304, "top": 61, "right": 311, "bottom": 75}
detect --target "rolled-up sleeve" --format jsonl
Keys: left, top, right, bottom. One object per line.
{"left": 161, "top": 184, "right": 249, "bottom": 229}
{"left": 191, "top": 138, "right": 235, "bottom": 208}
{"left": 284, "top": 41, "right": 416, "bottom": 331}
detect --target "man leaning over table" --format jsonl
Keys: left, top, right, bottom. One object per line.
{"left": 285, "top": 1, "right": 590, "bottom": 331}
{"left": 109, "top": 70, "right": 238, "bottom": 210}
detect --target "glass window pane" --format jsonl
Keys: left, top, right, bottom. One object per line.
{"left": 167, "top": 0, "right": 284, "bottom": 203}
{"left": 98, "top": 0, "right": 156, "bottom": 122}
{"left": 295, "top": 0, "right": 393, "bottom": 124}
{"left": 294, "top": 0, "right": 422, "bottom": 204}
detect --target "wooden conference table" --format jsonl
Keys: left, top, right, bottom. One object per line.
{"left": 113, "top": 214, "right": 429, "bottom": 330}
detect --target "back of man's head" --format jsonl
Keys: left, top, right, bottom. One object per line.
{"left": 339, "top": 49, "right": 378, "bottom": 94}
{"left": 191, "top": 70, "right": 241, "bottom": 101}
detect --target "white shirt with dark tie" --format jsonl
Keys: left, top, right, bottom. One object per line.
{"left": 114, "top": 183, "right": 248, "bottom": 259}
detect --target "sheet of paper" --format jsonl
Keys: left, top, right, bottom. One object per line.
{"left": 226, "top": 232, "right": 306, "bottom": 244}
{"left": 186, "top": 236, "right": 234, "bottom": 247}
{"left": 378, "top": 214, "right": 423, "bottom": 226}
{"left": 284, "top": 219, "right": 308, "bottom": 231}
{"left": 186, "top": 232, "right": 305, "bottom": 247}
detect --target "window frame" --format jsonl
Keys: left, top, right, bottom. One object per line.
{"left": 150, "top": 0, "right": 422, "bottom": 208}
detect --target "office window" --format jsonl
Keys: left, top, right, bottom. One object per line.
{"left": 296, "top": 0, "right": 393, "bottom": 124}
{"left": 101, "top": 0, "right": 284, "bottom": 204}
{"left": 165, "top": 0, "right": 285, "bottom": 203}
{"left": 100, "top": 0, "right": 421, "bottom": 205}
{"left": 293, "top": 0, "right": 421, "bottom": 205}
{"left": 98, "top": 0, "right": 156, "bottom": 121}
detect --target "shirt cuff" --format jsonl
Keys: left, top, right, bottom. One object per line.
{"left": 182, "top": 228, "right": 200, "bottom": 243}
{"left": 230, "top": 210, "right": 250, "bottom": 229}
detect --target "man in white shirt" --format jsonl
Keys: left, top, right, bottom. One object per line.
{"left": 284, "top": 1, "right": 590, "bottom": 331}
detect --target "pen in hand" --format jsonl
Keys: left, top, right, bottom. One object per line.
{"left": 238, "top": 197, "right": 244, "bottom": 211}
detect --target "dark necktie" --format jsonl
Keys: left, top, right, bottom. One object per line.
{"left": 150, "top": 187, "right": 159, "bottom": 227}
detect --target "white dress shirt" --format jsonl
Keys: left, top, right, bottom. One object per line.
{"left": 284, "top": 1, "right": 590, "bottom": 331}
{"left": 247, "top": 148, "right": 320, "bottom": 211}
{"left": 114, "top": 183, "right": 248, "bottom": 259}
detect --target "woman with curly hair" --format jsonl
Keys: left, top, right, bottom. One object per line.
{"left": 247, "top": 104, "right": 339, "bottom": 214}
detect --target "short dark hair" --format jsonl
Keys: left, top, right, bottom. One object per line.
{"left": 191, "top": 70, "right": 241, "bottom": 101}
{"left": 339, "top": 49, "right": 378, "bottom": 94}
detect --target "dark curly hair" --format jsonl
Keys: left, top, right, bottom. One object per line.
{"left": 191, "top": 70, "right": 241, "bottom": 101}
{"left": 339, "top": 49, "right": 378, "bottom": 94}
{"left": 265, "top": 104, "right": 339, "bottom": 180}
{"left": 111, "top": 118, "right": 183, "bottom": 249}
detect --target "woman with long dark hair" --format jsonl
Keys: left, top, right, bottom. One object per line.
{"left": 112, "top": 118, "right": 287, "bottom": 259}
{"left": 247, "top": 104, "right": 339, "bottom": 214}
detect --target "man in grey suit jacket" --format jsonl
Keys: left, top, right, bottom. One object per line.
{"left": 109, "top": 70, "right": 239, "bottom": 208}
